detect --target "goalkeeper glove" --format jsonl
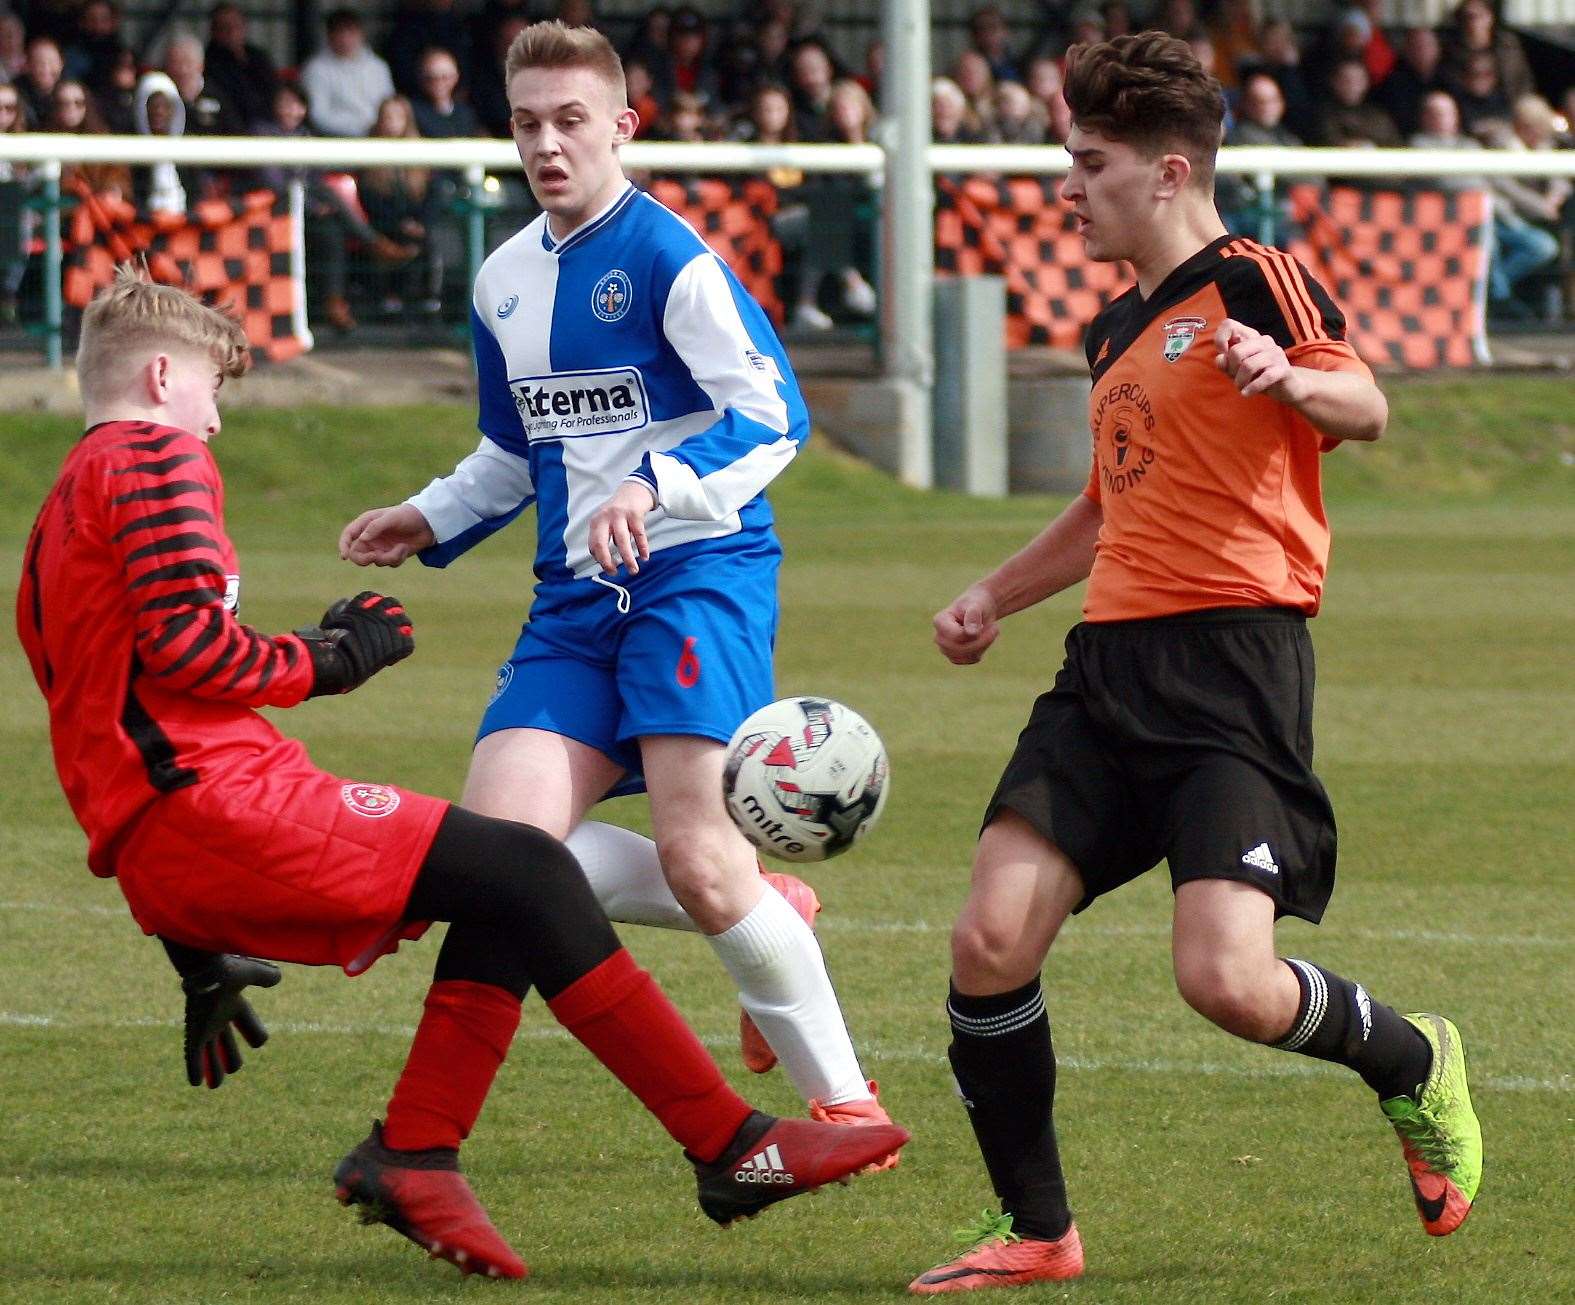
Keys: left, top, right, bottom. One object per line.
{"left": 300, "top": 591, "right": 414, "bottom": 697}
{"left": 181, "top": 954, "right": 283, "bottom": 1089}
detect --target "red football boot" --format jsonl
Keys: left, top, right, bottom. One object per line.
{"left": 333, "top": 1122, "right": 527, "bottom": 1280}
{"left": 691, "top": 1110, "right": 910, "bottom": 1226}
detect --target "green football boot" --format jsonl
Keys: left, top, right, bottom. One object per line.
{"left": 1380, "top": 1013, "right": 1482, "bottom": 1235}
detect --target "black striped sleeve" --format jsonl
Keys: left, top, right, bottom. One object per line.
{"left": 102, "top": 431, "right": 315, "bottom": 709}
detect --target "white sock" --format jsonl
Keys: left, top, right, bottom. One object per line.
{"left": 564, "top": 822, "right": 696, "bottom": 931}
{"left": 707, "top": 885, "right": 872, "bottom": 1106}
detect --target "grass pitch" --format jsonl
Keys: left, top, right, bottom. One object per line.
{"left": 2, "top": 380, "right": 1572, "bottom": 1304}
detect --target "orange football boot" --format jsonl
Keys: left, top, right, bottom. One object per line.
{"left": 909, "top": 1212, "right": 1083, "bottom": 1294}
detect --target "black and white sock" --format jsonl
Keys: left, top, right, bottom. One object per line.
{"left": 947, "top": 977, "right": 1072, "bottom": 1242}
{"left": 1274, "top": 959, "right": 1433, "bottom": 1101}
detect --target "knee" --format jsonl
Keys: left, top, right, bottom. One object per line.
{"left": 493, "top": 823, "right": 589, "bottom": 915}
{"left": 950, "top": 915, "right": 1037, "bottom": 993}
{"left": 525, "top": 827, "right": 586, "bottom": 887}
{"left": 652, "top": 827, "right": 750, "bottom": 926}
{"left": 1173, "top": 954, "right": 1282, "bottom": 1042}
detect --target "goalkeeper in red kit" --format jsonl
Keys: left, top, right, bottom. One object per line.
{"left": 15, "top": 265, "right": 907, "bottom": 1282}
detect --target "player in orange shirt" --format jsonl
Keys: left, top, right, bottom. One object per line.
{"left": 910, "top": 33, "right": 1481, "bottom": 1295}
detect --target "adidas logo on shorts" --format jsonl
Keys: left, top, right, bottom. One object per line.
{"left": 1241, "top": 842, "right": 1281, "bottom": 876}
{"left": 734, "top": 1143, "right": 796, "bottom": 1185}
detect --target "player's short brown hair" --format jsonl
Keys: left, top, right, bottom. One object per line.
{"left": 77, "top": 262, "right": 249, "bottom": 401}
{"left": 504, "top": 20, "right": 625, "bottom": 105}
{"left": 1064, "top": 31, "right": 1225, "bottom": 190}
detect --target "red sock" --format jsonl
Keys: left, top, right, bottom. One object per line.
{"left": 546, "top": 949, "right": 752, "bottom": 1163}
{"left": 383, "top": 979, "right": 522, "bottom": 1152}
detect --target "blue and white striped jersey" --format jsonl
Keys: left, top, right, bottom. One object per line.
{"left": 406, "top": 183, "right": 810, "bottom": 589}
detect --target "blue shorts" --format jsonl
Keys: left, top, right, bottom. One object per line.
{"left": 478, "top": 535, "right": 780, "bottom": 796}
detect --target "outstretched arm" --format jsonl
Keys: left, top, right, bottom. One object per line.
{"left": 934, "top": 493, "right": 1104, "bottom": 665}
{"left": 339, "top": 503, "right": 436, "bottom": 567}
{"left": 104, "top": 430, "right": 414, "bottom": 701}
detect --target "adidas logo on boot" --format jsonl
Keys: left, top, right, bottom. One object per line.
{"left": 734, "top": 1143, "right": 796, "bottom": 1185}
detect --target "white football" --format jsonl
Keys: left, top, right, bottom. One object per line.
{"left": 722, "top": 697, "right": 890, "bottom": 863}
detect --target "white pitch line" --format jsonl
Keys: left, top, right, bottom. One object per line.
{"left": 1, "top": 1009, "right": 1569, "bottom": 1095}
{"left": 2, "top": 898, "right": 126, "bottom": 917}
{"left": 4, "top": 900, "right": 1571, "bottom": 950}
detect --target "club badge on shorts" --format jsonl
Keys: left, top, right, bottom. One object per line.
{"left": 490, "top": 661, "right": 514, "bottom": 705}
{"left": 341, "top": 782, "right": 401, "bottom": 819}
{"left": 1162, "top": 316, "right": 1207, "bottom": 362}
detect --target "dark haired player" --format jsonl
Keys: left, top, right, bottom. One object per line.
{"left": 910, "top": 32, "right": 1481, "bottom": 1294}
{"left": 16, "top": 266, "right": 908, "bottom": 1285}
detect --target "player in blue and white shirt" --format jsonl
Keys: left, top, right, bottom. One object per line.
{"left": 341, "top": 21, "right": 900, "bottom": 1148}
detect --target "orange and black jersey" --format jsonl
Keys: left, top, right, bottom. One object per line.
{"left": 16, "top": 420, "right": 316, "bottom": 877}
{"left": 1079, "top": 234, "right": 1373, "bottom": 622}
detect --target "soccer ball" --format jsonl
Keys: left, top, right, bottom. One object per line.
{"left": 722, "top": 697, "right": 890, "bottom": 863}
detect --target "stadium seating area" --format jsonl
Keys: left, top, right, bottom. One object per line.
{"left": 0, "top": 0, "right": 1571, "bottom": 340}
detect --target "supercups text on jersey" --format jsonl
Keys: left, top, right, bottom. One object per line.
{"left": 1093, "top": 380, "right": 1158, "bottom": 495}
{"left": 510, "top": 366, "right": 650, "bottom": 440}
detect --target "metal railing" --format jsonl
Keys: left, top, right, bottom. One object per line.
{"left": 4, "top": 134, "right": 1572, "bottom": 377}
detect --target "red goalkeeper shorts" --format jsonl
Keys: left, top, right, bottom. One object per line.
{"left": 115, "top": 738, "right": 447, "bottom": 974}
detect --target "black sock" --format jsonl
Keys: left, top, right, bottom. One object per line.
{"left": 1274, "top": 959, "right": 1433, "bottom": 1100}
{"left": 947, "top": 977, "right": 1072, "bottom": 1241}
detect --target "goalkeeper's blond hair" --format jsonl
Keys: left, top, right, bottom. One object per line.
{"left": 77, "top": 263, "right": 250, "bottom": 405}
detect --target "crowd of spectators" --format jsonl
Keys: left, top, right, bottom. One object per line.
{"left": 0, "top": 0, "right": 1571, "bottom": 327}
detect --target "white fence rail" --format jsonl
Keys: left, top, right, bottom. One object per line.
{"left": 7, "top": 134, "right": 1575, "bottom": 178}
{"left": 5, "top": 135, "right": 1572, "bottom": 371}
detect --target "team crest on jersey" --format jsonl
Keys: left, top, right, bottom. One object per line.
{"left": 1162, "top": 316, "right": 1207, "bottom": 362}
{"left": 497, "top": 294, "right": 519, "bottom": 319}
{"left": 592, "top": 269, "right": 633, "bottom": 322}
{"left": 341, "top": 783, "right": 401, "bottom": 819}
{"left": 222, "top": 574, "right": 240, "bottom": 612}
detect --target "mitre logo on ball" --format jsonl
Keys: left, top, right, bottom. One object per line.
{"left": 722, "top": 697, "right": 890, "bottom": 864}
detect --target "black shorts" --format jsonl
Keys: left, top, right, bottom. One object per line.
{"left": 983, "top": 607, "right": 1337, "bottom": 923}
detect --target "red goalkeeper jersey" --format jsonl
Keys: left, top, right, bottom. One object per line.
{"left": 17, "top": 420, "right": 316, "bottom": 877}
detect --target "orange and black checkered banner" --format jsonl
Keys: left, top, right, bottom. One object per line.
{"left": 1287, "top": 184, "right": 1489, "bottom": 369}
{"left": 63, "top": 181, "right": 307, "bottom": 363}
{"left": 648, "top": 177, "right": 784, "bottom": 325}
{"left": 934, "top": 175, "right": 1133, "bottom": 350}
